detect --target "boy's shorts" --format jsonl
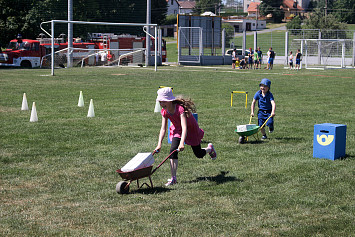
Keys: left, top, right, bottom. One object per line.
{"left": 258, "top": 110, "right": 273, "bottom": 128}
{"left": 268, "top": 58, "right": 274, "bottom": 64}
{"left": 296, "top": 58, "right": 301, "bottom": 65}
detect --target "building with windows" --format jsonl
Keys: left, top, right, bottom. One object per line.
{"left": 244, "top": 0, "right": 308, "bottom": 19}
{"left": 166, "top": 0, "right": 180, "bottom": 15}
{"left": 178, "top": 1, "right": 196, "bottom": 14}
{"left": 223, "top": 17, "right": 266, "bottom": 32}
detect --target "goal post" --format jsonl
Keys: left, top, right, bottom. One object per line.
{"left": 291, "top": 38, "right": 354, "bottom": 70}
{"left": 41, "top": 20, "right": 159, "bottom": 75}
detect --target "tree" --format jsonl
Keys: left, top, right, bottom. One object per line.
{"left": 222, "top": 23, "right": 234, "bottom": 44}
{"left": 164, "top": 14, "right": 177, "bottom": 25}
{"left": 286, "top": 16, "right": 302, "bottom": 30}
{"left": 0, "top": 0, "right": 39, "bottom": 46}
{"left": 332, "top": 0, "right": 355, "bottom": 24}
{"left": 303, "top": 9, "right": 347, "bottom": 31}
{"left": 259, "top": 0, "right": 284, "bottom": 23}
{"left": 151, "top": 0, "right": 168, "bottom": 25}
{"left": 193, "top": 0, "right": 222, "bottom": 14}
{"left": 0, "top": 0, "right": 168, "bottom": 46}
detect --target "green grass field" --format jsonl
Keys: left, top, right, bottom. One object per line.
{"left": 1, "top": 65, "right": 354, "bottom": 236}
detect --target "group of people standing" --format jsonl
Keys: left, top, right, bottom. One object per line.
{"left": 231, "top": 47, "right": 277, "bottom": 70}
{"left": 231, "top": 47, "right": 263, "bottom": 70}
{"left": 288, "top": 49, "right": 302, "bottom": 70}
{"left": 232, "top": 47, "right": 302, "bottom": 70}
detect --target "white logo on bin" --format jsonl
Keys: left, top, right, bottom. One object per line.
{"left": 317, "top": 134, "right": 334, "bottom": 146}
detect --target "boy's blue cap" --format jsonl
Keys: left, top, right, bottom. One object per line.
{"left": 259, "top": 78, "right": 271, "bottom": 89}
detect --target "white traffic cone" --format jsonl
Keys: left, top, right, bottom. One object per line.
{"left": 21, "top": 93, "right": 29, "bottom": 110}
{"left": 78, "top": 91, "right": 84, "bottom": 107}
{"left": 87, "top": 99, "right": 95, "bottom": 117}
{"left": 154, "top": 100, "right": 161, "bottom": 113}
{"left": 30, "top": 102, "right": 38, "bottom": 122}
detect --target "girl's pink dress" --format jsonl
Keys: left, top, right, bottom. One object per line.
{"left": 161, "top": 104, "right": 204, "bottom": 146}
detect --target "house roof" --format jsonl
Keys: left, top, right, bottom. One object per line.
{"left": 247, "top": 0, "right": 303, "bottom": 12}
{"left": 178, "top": 1, "right": 195, "bottom": 9}
{"left": 281, "top": 0, "right": 304, "bottom": 11}
{"left": 247, "top": 2, "right": 260, "bottom": 12}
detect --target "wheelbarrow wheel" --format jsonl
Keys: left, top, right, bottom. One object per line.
{"left": 116, "top": 181, "right": 130, "bottom": 194}
{"left": 238, "top": 136, "right": 246, "bottom": 144}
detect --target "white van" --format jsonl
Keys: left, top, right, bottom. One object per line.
{"left": 225, "top": 49, "right": 250, "bottom": 60}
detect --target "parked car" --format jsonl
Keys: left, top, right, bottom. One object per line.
{"left": 225, "top": 49, "right": 250, "bottom": 60}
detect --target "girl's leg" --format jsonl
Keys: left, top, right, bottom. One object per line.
{"left": 166, "top": 137, "right": 180, "bottom": 186}
{"left": 192, "top": 144, "right": 217, "bottom": 160}
{"left": 170, "top": 159, "right": 178, "bottom": 178}
{"left": 191, "top": 144, "right": 207, "bottom": 158}
{"left": 170, "top": 137, "right": 180, "bottom": 159}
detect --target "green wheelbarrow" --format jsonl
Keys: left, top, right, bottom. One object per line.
{"left": 235, "top": 115, "right": 272, "bottom": 144}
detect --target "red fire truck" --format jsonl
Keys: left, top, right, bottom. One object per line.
{"left": 0, "top": 34, "right": 166, "bottom": 68}
{"left": 89, "top": 33, "right": 167, "bottom": 63}
{"left": 0, "top": 37, "right": 96, "bottom": 68}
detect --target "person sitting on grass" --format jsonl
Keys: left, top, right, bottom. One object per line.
{"left": 235, "top": 57, "right": 240, "bottom": 69}
{"left": 240, "top": 58, "right": 246, "bottom": 69}
{"left": 154, "top": 87, "right": 217, "bottom": 186}
{"left": 250, "top": 78, "right": 276, "bottom": 140}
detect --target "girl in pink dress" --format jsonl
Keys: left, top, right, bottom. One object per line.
{"left": 155, "top": 87, "right": 217, "bottom": 186}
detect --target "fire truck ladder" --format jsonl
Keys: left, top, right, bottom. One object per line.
{"left": 102, "top": 36, "right": 109, "bottom": 50}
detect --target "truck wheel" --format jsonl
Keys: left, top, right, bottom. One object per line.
{"left": 21, "top": 61, "right": 32, "bottom": 68}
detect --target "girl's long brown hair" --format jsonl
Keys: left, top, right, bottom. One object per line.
{"left": 173, "top": 95, "right": 196, "bottom": 117}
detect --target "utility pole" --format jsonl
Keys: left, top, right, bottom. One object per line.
{"left": 146, "top": 0, "right": 151, "bottom": 66}
{"left": 68, "top": 0, "right": 73, "bottom": 67}
{"left": 68, "top": 0, "right": 73, "bottom": 68}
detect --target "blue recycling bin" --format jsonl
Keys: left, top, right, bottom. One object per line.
{"left": 313, "top": 123, "right": 347, "bottom": 160}
{"left": 168, "top": 113, "right": 198, "bottom": 144}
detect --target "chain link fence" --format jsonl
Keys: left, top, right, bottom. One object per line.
{"left": 224, "top": 28, "right": 354, "bottom": 67}
{"left": 225, "top": 29, "right": 355, "bottom": 58}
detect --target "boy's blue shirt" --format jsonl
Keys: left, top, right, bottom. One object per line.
{"left": 254, "top": 90, "right": 274, "bottom": 111}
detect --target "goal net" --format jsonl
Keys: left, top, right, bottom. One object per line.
{"left": 41, "top": 47, "right": 99, "bottom": 68}
{"left": 40, "top": 20, "right": 160, "bottom": 75}
{"left": 291, "top": 39, "right": 354, "bottom": 69}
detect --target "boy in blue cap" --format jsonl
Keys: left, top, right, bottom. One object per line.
{"left": 251, "top": 78, "right": 276, "bottom": 139}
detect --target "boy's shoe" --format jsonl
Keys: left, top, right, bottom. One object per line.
{"left": 208, "top": 143, "right": 217, "bottom": 160}
{"left": 269, "top": 126, "right": 274, "bottom": 133}
{"left": 261, "top": 135, "right": 267, "bottom": 140}
{"left": 165, "top": 177, "right": 177, "bottom": 186}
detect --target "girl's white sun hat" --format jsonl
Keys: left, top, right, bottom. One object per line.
{"left": 156, "top": 87, "right": 175, "bottom": 102}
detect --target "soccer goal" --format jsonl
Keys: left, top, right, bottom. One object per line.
{"left": 291, "top": 39, "right": 354, "bottom": 70}
{"left": 40, "top": 20, "right": 160, "bottom": 75}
